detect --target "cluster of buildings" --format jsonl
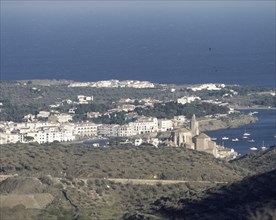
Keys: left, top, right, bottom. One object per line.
{"left": 68, "top": 80, "right": 155, "bottom": 88}
{"left": 0, "top": 121, "right": 75, "bottom": 145}
{"left": 187, "top": 83, "right": 226, "bottom": 91}
{"left": 170, "top": 115, "right": 237, "bottom": 159}
{"left": 0, "top": 81, "right": 241, "bottom": 159}
{"left": 0, "top": 116, "right": 173, "bottom": 145}
{"left": 0, "top": 114, "right": 237, "bottom": 159}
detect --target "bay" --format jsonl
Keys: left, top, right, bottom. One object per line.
{"left": 205, "top": 109, "right": 276, "bottom": 155}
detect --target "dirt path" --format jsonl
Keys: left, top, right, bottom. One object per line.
{"left": 106, "top": 178, "right": 228, "bottom": 185}
{"left": 0, "top": 175, "right": 228, "bottom": 185}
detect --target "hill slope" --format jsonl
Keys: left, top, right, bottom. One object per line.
{"left": 1, "top": 143, "right": 275, "bottom": 219}
{"left": 1, "top": 143, "right": 250, "bottom": 182}
{"left": 230, "top": 146, "right": 276, "bottom": 174}
{"left": 153, "top": 169, "right": 276, "bottom": 220}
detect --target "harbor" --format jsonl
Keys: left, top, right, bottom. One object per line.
{"left": 206, "top": 109, "right": 276, "bottom": 154}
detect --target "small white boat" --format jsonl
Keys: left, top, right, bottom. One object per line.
{"left": 222, "top": 136, "right": 229, "bottom": 140}
{"left": 243, "top": 128, "right": 250, "bottom": 137}
{"left": 250, "top": 147, "right": 258, "bottom": 151}
{"left": 261, "top": 141, "right": 266, "bottom": 150}
{"left": 211, "top": 137, "right": 217, "bottom": 141}
{"left": 232, "top": 138, "right": 239, "bottom": 142}
{"left": 247, "top": 139, "right": 255, "bottom": 143}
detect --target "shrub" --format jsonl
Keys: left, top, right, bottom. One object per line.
{"left": 39, "top": 175, "right": 53, "bottom": 185}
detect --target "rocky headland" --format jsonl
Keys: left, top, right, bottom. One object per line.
{"left": 199, "top": 114, "right": 257, "bottom": 132}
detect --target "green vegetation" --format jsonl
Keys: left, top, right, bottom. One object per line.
{"left": 152, "top": 169, "right": 276, "bottom": 220}
{"left": 75, "top": 103, "right": 114, "bottom": 114}
{"left": 135, "top": 101, "right": 229, "bottom": 119}
{"left": 1, "top": 143, "right": 275, "bottom": 219}
{"left": 251, "top": 94, "right": 276, "bottom": 106}
{"left": 227, "top": 85, "right": 274, "bottom": 96}
{"left": 1, "top": 143, "right": 248, "bottom": 181}
{"left": 90, "top": 111, "right": 135, "bottom": 125}
{"left": 0, "top": 81, "right": 274, "bottom": 122}
{"left": 0, "top": 98, "right": 41, "bottom": 122}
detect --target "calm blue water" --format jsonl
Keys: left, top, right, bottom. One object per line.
{"left": 1, "top": 1, "right": 275, "bottom": 87}
{"left": 206, "top": 109, "right": 276, "bottom": 155}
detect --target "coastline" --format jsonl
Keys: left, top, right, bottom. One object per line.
{"left": 233, "top": 106, "right": 276, "bottom": 110}
{"left": 205, "top": 109, "right": 276, "bottom": 155}
{"left": 199, "top": 115, "right": 258, "bottom": 132}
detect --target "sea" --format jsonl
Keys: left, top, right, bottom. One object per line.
{"left": 1, "top": 1, "right": 275, "bottom": 87}
{"left": 206, "top": 109, "right": 276, "bottom": 155}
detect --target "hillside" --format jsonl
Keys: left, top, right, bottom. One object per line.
{"left": 230, "top": 146, "right": 276, "bottom": 174}
{"left": 152, "top": 169, "right": 276, "bottom": 220}
{"left": 1, "top": 143, "right": 275, "bottom": 219}
{"left": 1, "top": 143, "right": 250, "bottom": 182}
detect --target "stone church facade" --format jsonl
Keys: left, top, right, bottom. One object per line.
{"left": 171, "top": 114, "right": 218, "bottom": 157}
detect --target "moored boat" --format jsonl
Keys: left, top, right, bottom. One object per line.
{"left": 232, "top": 138, "right": 239, "bottom": 142}
{"left": 247, "top": 139, "right": 255, "bottom": 143}
{"left": 243, "top": 128, "right": 251, "bottom": 137}
{"left": 250, "top": 147, "right": 258, "bottom": 151}
{"left": 261, "top": 141, "right": 267, "bottom": 150}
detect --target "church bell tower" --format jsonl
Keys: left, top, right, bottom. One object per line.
{"left": 191, "top": 114, "right": 199, "bottom": 136}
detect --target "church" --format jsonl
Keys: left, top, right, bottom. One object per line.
{"left": 170, "top": 114, "right": 218, "bottom": 157}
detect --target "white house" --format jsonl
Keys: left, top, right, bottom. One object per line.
{"left": 116, "top": 125, "right": 135, "bottom": 137}
{"left": 97, "top": 124, "right": 119, "bottom": 137}
{"left": 0, "top": 132, "right": 22, "bottom": 144}
{"left": 87, "top": 112, "right": 102, "bottom": 118}
{"left": 188, "top": 83, "right": 225, "bottom": 91}
{"left": 37, "top": 111, "right": 50, "bottom": 118}
{"left": 27, "top": 127, "right": 75, "bottom": 144}
{"left": 129, "top": 117, "right": 158, "bottom": 134}
{"left": 48, "top": 114, "right": 73, "bottom": 123}
{"left": 158, "top": 119, "right": 173, "bottom": 132}
{"left": 177, "top": 96, "right": 201, "bottom": 105}
{"left": 0, "top": 133, "right": 8, "bottom": 144}
{"left": 23, "top": 114, "right": 36, "bottom": 121}
{"left": 77, "top": 95, "right": 93, "bottom": 104}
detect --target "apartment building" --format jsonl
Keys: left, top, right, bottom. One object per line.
{"left": 74, "top": 122, "right": 98, "bottom": 137}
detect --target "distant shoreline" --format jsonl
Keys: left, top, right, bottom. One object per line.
{"left": 235, "top": 106, "right": 276, "bottom": 110}
{"left": 1, "top": 79, "right": 275, "bottom": 89}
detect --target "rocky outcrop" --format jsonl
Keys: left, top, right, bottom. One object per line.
{"left": 0, "top": 177, "right": 45, "bottom": 194}
{"left": 0, "top": 177, "right": 54, "bottom": 209}
{"left": 1, "top": 193, "right": 54, "bottom": 209}
{"left": 199, "top": 115, "right": 257, "bottom": 132}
